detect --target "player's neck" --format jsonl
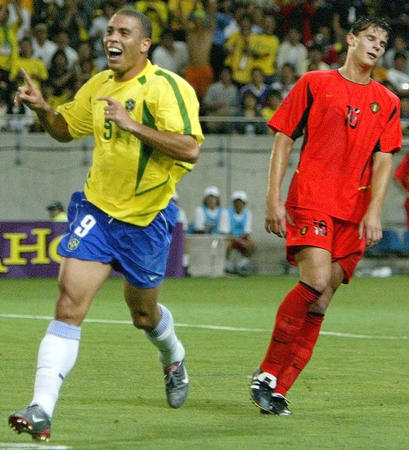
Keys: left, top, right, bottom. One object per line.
{"left": 113, "top": 59, "right": 148, "bottom": 82}
{"left": 338, "top": 63, "right": 372, "bottom": 85}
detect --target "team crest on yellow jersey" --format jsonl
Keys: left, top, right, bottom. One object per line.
{"left": 125, "top": 99, "right": 135, "bottom": 112}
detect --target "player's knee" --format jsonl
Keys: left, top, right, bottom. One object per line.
{"left": 131, "top": 310, "right": 154, "bottom": 330}
{"left": 309, "top": 297, "right": 328, "bottom": 314}
{"left": 303, "top": 275, "right": 329, "bottom": 294}
{"left": 55, "top": 294, "right": 85, "bottom": 325}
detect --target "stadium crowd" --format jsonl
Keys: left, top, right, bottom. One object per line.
{"left": 0, "top": 0, "right": 408, "bottom": 134}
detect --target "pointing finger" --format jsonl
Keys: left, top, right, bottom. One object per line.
{"left": 20, "top": 68, "right": 35, "bottom": 89}
{"left": 97, "top": 96, "right": 114, "bottom": 104}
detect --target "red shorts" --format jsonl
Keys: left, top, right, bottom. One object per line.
{"left": 285, "top": 207, "right": 366, "bottom": 283}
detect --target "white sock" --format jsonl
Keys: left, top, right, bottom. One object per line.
{"left": 31, "top": 320, "right": 81, "bottom": 418}
{"left": 144, "top": 304, "right": 185, "bottom": 366}
{"left": 182, "top": 253, "right": 190, "bottom": 268}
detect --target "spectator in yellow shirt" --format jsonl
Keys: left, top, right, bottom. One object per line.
{"left": 9, "top": 37, "right": 48, "bottom": 88}
{"left": 135, "top": 0, "right": 168, "bottom": 48}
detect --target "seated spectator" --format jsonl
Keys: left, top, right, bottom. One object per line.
{"left": 53, "top": 30, "right": 78, "bottom": 70}
{"left": 239, "top": 67, "right": 270, "bottom": 107}
{"left": 261, "top": 89, "right": 282, "bottom": 123}
{"left": 46, "top": 49, "right": 76, "bottom": 108}
{"left": 225, "top": 190, "right": 256, "bottom": 276}
{"left": 224, "top": 15, "right": 257, "bottom": 86}
{"left": 32, "top": 0, "right": 60, "bottom": 40}
{"left": 230, "top": 90, "right": 267, "bottom": 135}
{"left": 251, "top": 14, "right": 280, "bottom": 84}
{"left": 387, "top": 52, "right": 409, "bottom": 97}
{"left": 190, "top": 185, "right": 230, "bottom": 235}
{"left": 202, "top": 65, "right": 239, "bottom": 133}
{"left": 152, "top": 28, "right": 189, "bottom": 76}
{"left": 46, "top": 201, "right": 68, "bottom": 222}
{"left": 9, "top": 37, "right": 48, "bottom": 89}
{"left": 276, "top": 27, "right": 308, "bottom": 77}
{"left": 74, "top": 40, "right": 98, "bottom": 89}
{"left": 383, "top": 35, "right": 409, "bottom": 72}
{"left": 31, "top": 23, "right": 57, "bottom": 69}
{"left": 270, "top": 62, "right": 297, "bottom": 99}
{"left": 55, "top": 0, "right": 90, "bottom": 49}
{"left": 302, "top": 43, "right": 330, "bottom": 73}
{"left": 89, "top": 1, "right": 116, "bottom": 71}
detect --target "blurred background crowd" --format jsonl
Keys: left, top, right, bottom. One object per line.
{"left": 0, "top": 0, "right": 408, "bottom": 134}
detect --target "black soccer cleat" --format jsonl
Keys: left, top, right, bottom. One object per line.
{"left": 250, "top": 368, "right": 277, "bottom": 413}
{"left": 269, "top": 393, "right": 292, "bottom": 416}
{"left": 9, "top": 404, "right": 51, "bottom": 441}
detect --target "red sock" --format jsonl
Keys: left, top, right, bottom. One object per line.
{"left": 274, "top": 312, "right": 324, "bottom": 396}
{"left": 260, "top": 282, "right": 321, "bottom": 377}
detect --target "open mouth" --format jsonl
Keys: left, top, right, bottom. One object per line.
{"left": 367, "top": 52, "right": 377, "bottom": 60}
{"left": 107, "top": 47, "right": 123, "bottom": 62}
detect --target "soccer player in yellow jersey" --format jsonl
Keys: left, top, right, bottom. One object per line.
{"left": 9, "top": 9, "right": 203, "bottom": 441}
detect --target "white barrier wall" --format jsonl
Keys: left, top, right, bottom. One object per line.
{"left": 1, "top": 133, "right": 408, "bottom": 274}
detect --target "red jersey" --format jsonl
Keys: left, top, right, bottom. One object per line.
{"left": 394, "top": 154, "right": 409, "bottom": 192}
{"left": 268, "top": 70, "right": 402, "bottom": 223}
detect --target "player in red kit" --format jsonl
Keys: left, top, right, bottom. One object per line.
{"left": 393, "top": 154, "right": 409, "bottom": 228}
{"left": 250, "top": 16, "right": 402, "bottom": 416}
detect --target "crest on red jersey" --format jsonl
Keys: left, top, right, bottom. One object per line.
{"left": 370, "top": 102, "right": 380, "bottom": 113}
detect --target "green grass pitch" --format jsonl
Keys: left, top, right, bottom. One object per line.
{"left": 1, "top": 275, "right": 408, "bottom": 449}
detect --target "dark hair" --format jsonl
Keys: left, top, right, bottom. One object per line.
{"left": 51, "top": 49, "right": 68, "bottom": 66}
{"left": 349, "top": 16, "right": 391, "bottom": 40}
{"left": 114, "top": 9, "right": 152, "bottom": 39}
{"left": 394, "top": 51, "right": 407, "bottom": 61}
{"left": 160, "top": 28, "right": 174, "bottom": 39}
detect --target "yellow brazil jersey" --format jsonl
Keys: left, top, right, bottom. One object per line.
{"left": 0, "top": 23, "right": 19, "bottom": 71}
{"left": 225, "top": 33, "right": 260, "bottom": 85}
{"left": 251, "top": 33, "right": 280, "bottom": 77}
{"left": 134, "top": 1, "right": 168, "bottom": 45}
{"left": 10, "top": 56, "right": 48, "bottom": 88}
{"left": 57, "top": 60, "right": 204, "bottom": 226}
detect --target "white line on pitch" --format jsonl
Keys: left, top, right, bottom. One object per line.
{"left": 0, "top": 443, "right": 71, "bottom": 449}
{"left": 0, "top": 313, "right": 408, "bottom": 340}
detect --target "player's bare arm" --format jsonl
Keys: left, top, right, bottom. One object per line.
{"left": 265, "top": 132, "right": 294, "bottom": 238}
{"left": 15, "top": 69, "right": 72, "bottom": 142}
{"left": 359, "top": 151, "right": 393, "bottom": 247}
{"left": 98, "top": 96, "right": 199, "bottom": 163}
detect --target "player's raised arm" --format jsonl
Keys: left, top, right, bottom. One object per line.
{"left": 16, "top": 69, "right": 72, "bottom": 142}
{"left": 98, "top": 96, "right": 199, "bottom": 163}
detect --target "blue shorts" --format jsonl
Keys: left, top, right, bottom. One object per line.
{"left": 58, "top": 192, "right": 178, "bottom": 288}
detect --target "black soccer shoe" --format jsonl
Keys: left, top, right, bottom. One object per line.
{"left": 250, "top": 368, "right": 277, "bottom": 413}
{"left": 269, "top": 393, "right": 292, "bottom": 416}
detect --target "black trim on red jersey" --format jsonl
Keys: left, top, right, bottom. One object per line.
{"left": 387, "top": 106, "right": 397, "bottom": 122}
{"left": 290, "top": 85, "right": 313, "bottom": 141}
